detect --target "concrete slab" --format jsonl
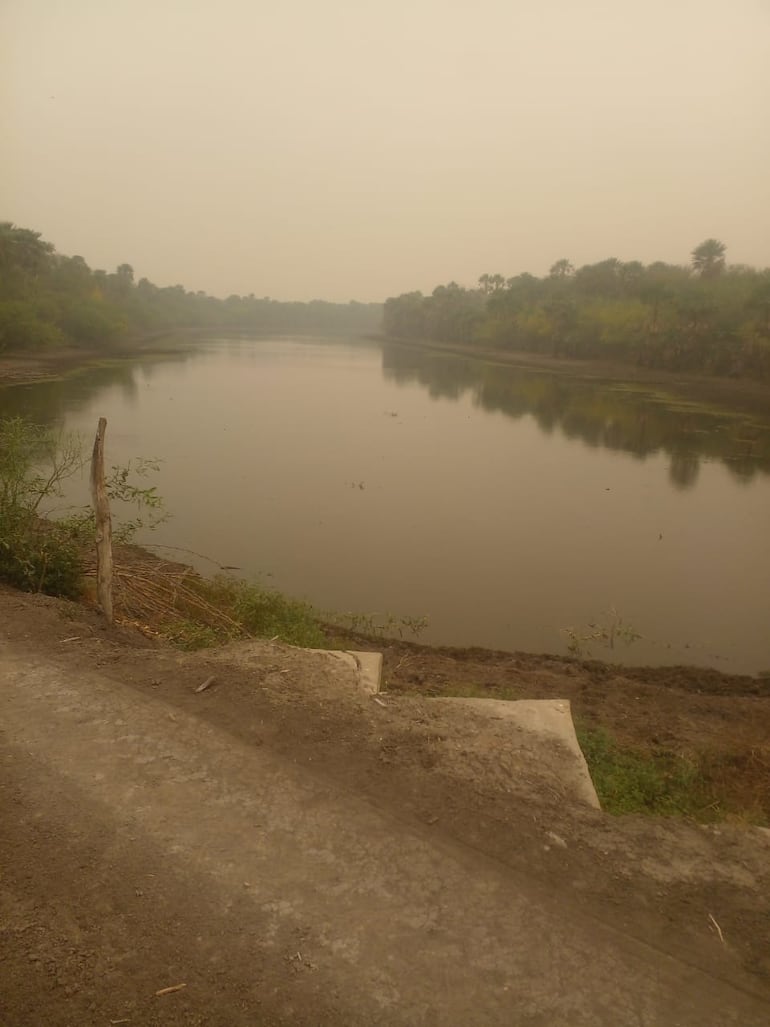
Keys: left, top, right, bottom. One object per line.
{"left": 346, "top": 650, "right": 383, "bottom": 695}
{"left": 435, "top": 697, "right": 601, "bottom": 809}
{"left": 306, "top": 649, "right": 383, "bottom": 695}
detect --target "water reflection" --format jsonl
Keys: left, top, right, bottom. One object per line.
{"left": 0, "top": 350, "right": 195, "bottom": 427}
{"left": 381, "top": 343, "right": 770, "bottom": 489}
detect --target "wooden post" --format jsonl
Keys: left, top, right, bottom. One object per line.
{"left": 90, "top": 416, "right": 114, "bottom": 624}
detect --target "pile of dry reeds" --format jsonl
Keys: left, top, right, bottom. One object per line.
{"left": 83, "top": 545, "right": 245, "bottom": 638}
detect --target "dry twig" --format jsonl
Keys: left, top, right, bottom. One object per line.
{"left": 708, "top": 913, "right": 725, "bottom": 944}
{"left": 155, "top": 983, "right": 187, "bottom": 997}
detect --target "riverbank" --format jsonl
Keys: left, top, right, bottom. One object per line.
{"left": 377, "top": 334, "right": 770, "bottom": 417}
{"left": 72, "top": 543, "right": 770, "bottom": 826}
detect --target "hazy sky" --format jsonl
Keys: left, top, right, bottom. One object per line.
{"left": 3, "top": 1, "right": 769, "bottom": 301}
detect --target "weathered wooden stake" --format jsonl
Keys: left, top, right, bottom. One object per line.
{"left": 90, "top": 416, "right": 114, "bottom": 624}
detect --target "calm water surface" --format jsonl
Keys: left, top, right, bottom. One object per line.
{"left": 5, "top": 337, "right": 770, "bottom": 674}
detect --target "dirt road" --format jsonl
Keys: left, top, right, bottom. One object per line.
{"left": 2, "top": 589, "right": 769, "bottom": 1025}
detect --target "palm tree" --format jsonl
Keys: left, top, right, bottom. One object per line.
{"left": 691, "top": 239, "right": 726, "bottom": 279}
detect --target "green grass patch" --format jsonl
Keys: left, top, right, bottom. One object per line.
{"left": 169, "top": 574, "right": 330, "bottom": 650}
{"left": 575, "top": 724, "right": 704, "bottom": 817}
{"left": 161, "top": 618, "right": 224, "bottom": 651}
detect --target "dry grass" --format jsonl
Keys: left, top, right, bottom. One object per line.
{"left": 83, "top": 546, "right": 246, "bottom": 641}
{"left": 82, "top": 544, "right": 328, "bottom": 650}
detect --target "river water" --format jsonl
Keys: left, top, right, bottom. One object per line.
{"left": 4, "top": 336, "right": 770, "bottom": 674}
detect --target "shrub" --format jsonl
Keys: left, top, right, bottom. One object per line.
{"left": 0, "top": 418, "right": 84, "bottom": 596}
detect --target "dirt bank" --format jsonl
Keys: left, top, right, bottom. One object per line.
{"left": 1, "top": 584, "right": 770, "bottom": 1026}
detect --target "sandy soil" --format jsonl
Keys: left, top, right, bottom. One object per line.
{"left": 1, "top": 586, "right": 769, "bottom": 1025}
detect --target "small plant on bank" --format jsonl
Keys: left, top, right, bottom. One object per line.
{"left": 562, "top": 605, "right": 641, "bottom": 658}
{"left": 106, "top": 458, "right": 167, "bottom": 541}
{"left": 326, "top": 609, "right": 429, "bottom": 641}
{"left": 161, "top": 618, "right": 223, "bottom": 651}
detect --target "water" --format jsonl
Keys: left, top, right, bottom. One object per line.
{"left": 3, "top": 336, "right": 770, "bottom": 674}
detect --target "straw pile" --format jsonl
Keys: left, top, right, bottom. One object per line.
{"left": 83, "top": 545, "right": 246, "bottom": 638}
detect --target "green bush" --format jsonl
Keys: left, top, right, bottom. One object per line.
{"left": 0, "top": 300, "right": 65, "bottom": 351}
{"left": 0, "top": 516, "right": 82, "bottom": 597}
{"left": 0, "top": 418, "right": 84, "bottom": 596}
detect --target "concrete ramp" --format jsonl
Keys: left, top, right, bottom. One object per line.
{"left": 208, "top": 641, "right": 597, "bottom": 809}
{"left": 433, "top": 697, "right": 601, "bottom": 809}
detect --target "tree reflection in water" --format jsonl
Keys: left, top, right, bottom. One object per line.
{"left": 382, "top": 342, "right": 770, "bottom": 491}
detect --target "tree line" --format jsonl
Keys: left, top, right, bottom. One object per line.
{"left": 383, "top": 241, "right": 770, "bottom": 379}
{"left": 0, "top": 223, "right": 382, "bottom": 353}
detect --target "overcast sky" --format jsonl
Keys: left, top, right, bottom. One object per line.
{"left": 3, "top": 0, "right": 769, "bottom": 301}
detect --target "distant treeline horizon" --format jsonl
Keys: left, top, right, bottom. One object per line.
{"left": 4, "top": 225, "right": 770, "bottom": 382}
{"left": 383, "top": 241, "right": 770, "bottom": 380}
{"left": 0, "top": 223, "right": 383, "bottom": 353}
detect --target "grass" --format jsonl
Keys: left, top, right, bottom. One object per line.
{"left": 573, "top": 725, "right": 768, "bottom": 824}
{"left": 185, "top": 575, "right": 329, "bottom": 649}
{"left": 575, "top": 724, "right": 705, "bottom": 817}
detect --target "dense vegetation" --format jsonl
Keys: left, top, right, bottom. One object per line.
{"left": 0, "top": 222, "right": 382, "bottom": 353}
{"left": 384, "top": 241, "right": 770, "bottom": 379}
